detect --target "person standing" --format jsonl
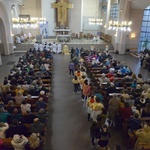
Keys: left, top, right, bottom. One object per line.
{"left": 97, "top": 124, "right": 110, "bottom": 149}
{"left": 90, "top": 121, "right": 99, "bottom": 147}
{"left": 72, "top": 76, "right": 80, "bottom": 94}
{"left": 68, "top": 61, "right": 75, "bottom": 77}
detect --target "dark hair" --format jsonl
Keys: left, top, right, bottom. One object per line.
{"left": 74, "top": 76, "right": 78, "bottom": 80}
{"left": 102, "top": 108, "right": 107, "bottom": 115}
{"left": 124, "top": 102, "right": 130, "bottom": 108}
{"left": 95, "top": 97, "right": 100, "bottom": 103}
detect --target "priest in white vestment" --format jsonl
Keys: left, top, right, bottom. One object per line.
{"left": 16, "top": 36, "right": 21, "bottom": 44}
{"left": 57, "top": 43, "right": 62, "bottom": 54}
{"left": 34, "top": 42, "right": 39, "bottom": 50}
{"left": 52, "top": 42, "right": 57, "bottom": 53}
{"left": 39, "top": 44, "right": 44, "bottom": 51}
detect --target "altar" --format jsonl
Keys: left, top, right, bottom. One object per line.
{"left": 53, "top": 28, "right": 71, "bottom": 42}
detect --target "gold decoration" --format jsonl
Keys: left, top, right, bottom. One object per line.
{"left": 52, "top": 1, "right": 73, "bottom": 26}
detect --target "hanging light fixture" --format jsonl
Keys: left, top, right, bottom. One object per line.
{"left": 89, "top": 18, "right": 103, "bottom": 25}
{"left": 108, "top": 20, "right": 132, "bottom": 32}
{"left": 12, "top": 17, "right": 47, "bottom": 28}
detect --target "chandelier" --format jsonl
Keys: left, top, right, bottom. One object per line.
{"left": 89, "top": 18, "right": 103, "bottom": 25}
{"left": 12, "top": 17, "right": 47, "bottom": 28}
{"left": 108, "top": 20, "right": 132, "bottom": 31}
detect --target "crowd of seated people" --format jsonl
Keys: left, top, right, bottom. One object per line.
{"left": 69, "top": 48, "right": 150, "bottom": 149}
{"left": 0, "top": 48, "right": 53, "bottom": 149}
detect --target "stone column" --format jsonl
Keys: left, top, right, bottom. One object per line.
{"left": 105, "top": 0, "right": 111, "bottom": 34}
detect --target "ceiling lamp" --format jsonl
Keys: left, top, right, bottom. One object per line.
{"left": 89, "top": 18, "right": 103, "bottom": 25}
{"left": 12, "top": 17, "right": 47, "bottom": 28}
{"left": 108, "top": 20, "right": 132, "bottom": 31}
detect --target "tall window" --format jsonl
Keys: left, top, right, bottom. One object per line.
{"left": 110, "top": 4, "right": 119, "bottom": 21}
{"left": 138, "top": 6, "right": 150, "bottom": 52}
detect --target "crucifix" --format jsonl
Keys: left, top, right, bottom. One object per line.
{"left": 52, "top": 0, "right": 73, "bottom": 27}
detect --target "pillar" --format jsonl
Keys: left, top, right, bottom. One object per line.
{"left": 105, "top": 0, "right": 111, "bottom": 34}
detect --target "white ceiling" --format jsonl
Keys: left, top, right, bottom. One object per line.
{"left": 131, "top": 0, "right": 150, "bottom": 9}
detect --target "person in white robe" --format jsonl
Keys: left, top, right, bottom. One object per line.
{"left": 39, "top": 43, "right": 44, "bottom": 51}
{"left": 28, "top": 32, "right": 32, "bottom": 39}
{"left": 20, "top": 35, "right": 25, "bottom": 42}
{"left": 24, "top": 33, "right": 28, "bottom": 41}
{"left": 57, "top": 43, "right": 62, "bottom": 54}
{"left": 52, "top": 42, "right": 57, "bottom": 53}
{"left": 16, "top": 36, "right": 21, "bottom": 44}
{"left": 34, "top": 42, "right": 39, "bottom": 50}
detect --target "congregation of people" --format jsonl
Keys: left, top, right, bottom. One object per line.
{"left": 15, "top": 32, "right": 34, "bottom": 44}
{"left": 0, "top": 47, "right": 53, "bottom": 149}
{"left": 69, "top": 47, "right": 150, "bottom": 149}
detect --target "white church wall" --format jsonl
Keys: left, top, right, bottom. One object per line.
{"left": 82, "top": 0, "right": 101, "bottom": 35}
{"left": 42, "top": 0, "right": 55, "bottom": 36}
{"left": 69, "top": 0, "right": 82, "bottom": 35}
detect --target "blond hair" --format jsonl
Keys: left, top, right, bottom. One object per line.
{"left": 29, "top": 133, "right": 40, "bottom": 149}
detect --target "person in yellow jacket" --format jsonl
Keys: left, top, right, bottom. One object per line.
{"left": 72, "top": 76, "right": 80, "bottom": 94}
{"left": 91, "top": 97, "right": 104, "bottom": 121}
{"left": 74, "top": 70, "right": 82, "bottom": 79}
{"left": 87, "top": 95, "right": 96, "bottom": 121}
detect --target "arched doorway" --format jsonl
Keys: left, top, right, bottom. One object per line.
{"left": 138, "top": 6, "right": 150, "bottom": 52}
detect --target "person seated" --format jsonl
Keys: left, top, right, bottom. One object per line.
{"left": 15, "top": 92, "right": 24, "bottom": 105}
{"left": 99, "top": 73, "right": 109, "bottom": 83}
{"left": 141, "top": 103, "right": 150, "bottom": 117}
{"left": 22, "top": 108, "right": 36, "bottom": 124}
{"left": 6, "top": 100, "right": 15, "bottom": 114}
{"left": 121, "top": 90, "right": 130, "bottom": 100}
{"left": 15, "top": 85, "right": 24, "bottom": 95}
{"left": 26, "top": 133, "right": 43, "bottom": 150}
{"left": 128, "top": 113, "right": 141, "bottom": 136}
{"left": 17, "top": 76, "right": 24, "bottom": 85}
{"left": 29, "top": 118, "right": 44, "bottom": 135}
{"left": 130, "top": 80, "right": 137, "bottom": 89}
{"left": 135, "top": 124, "right": 150, "bottom": 148}
{"left": 137, "top": 74, "right": 144, "bottom": 83}
{"left": 20, "top": 100, "right": 31, "bottom": 115}
{"left": 25, "top": 94, "right": 35, "bottom": 105}
{"left": 38, "top": 91, "right": 48, "bottom": 103}
{"left": 142, "top": 88, "right": 150, "bottom": 99}
{"left": 36, "top": 108, "right": 48, "bottom": 124}
{"left": 11, "top": 134, "right": 28, "bottom": 150}
{"left": 105, "top": 82, "right": 116, "bottom": 93}
{"left": 142, "top": 81, "right": 150, "bottom": 91}
{"left": 0, "top": 107, "right": 10, "bottom": 123}
{"left": 0, "top": 122, "right": 9, "bottom": 139}
{"left": 8, "top": 108, "right": 21, "bottom": 124}
{"left": 36, "top": 97, "right": 47, "bottom": 112}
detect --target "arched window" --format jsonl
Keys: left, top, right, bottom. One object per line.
{"left": 138, "top": 6, "right": 150, "bottom": 52}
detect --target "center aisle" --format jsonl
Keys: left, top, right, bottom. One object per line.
{"left": 45, "top": 55, "right": 91, "bottom": 150}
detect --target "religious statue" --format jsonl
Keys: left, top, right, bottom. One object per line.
{"left": 52, "top": 0, "right": 73, "bottom": 27}
{"left": 63, "top": 44, "right": 69, "bottom": 55}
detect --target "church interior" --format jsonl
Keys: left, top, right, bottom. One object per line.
{"left": 0, "top": 0, "right": 150, "bottom": 150}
